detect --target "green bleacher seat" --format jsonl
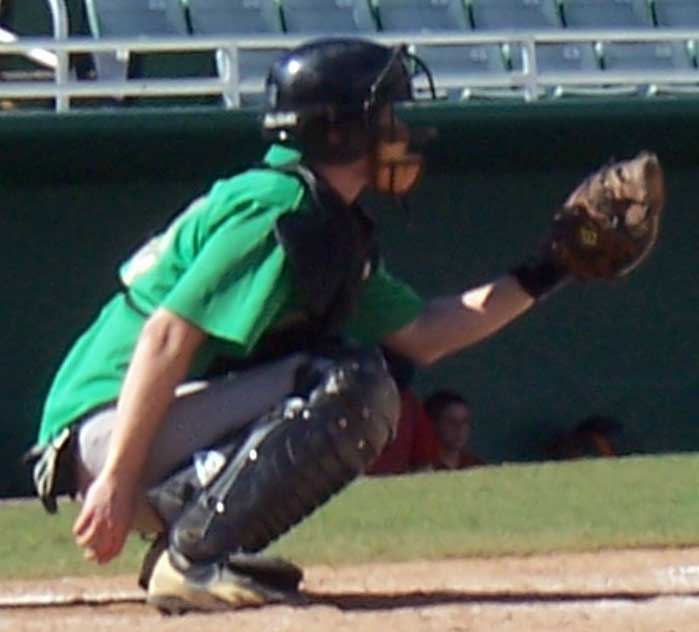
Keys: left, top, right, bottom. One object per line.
{"left": 469, "top": 0, "right": 562, "bottom": 31}
{"left": 84, "top": 0, "right": 216, "bottom": 105}
{"left": 654, "top": 0, "right": 699, "bottom": 27}
{"left": 560, "top": 0, "right": 654, "bottom": 28}
{"left": 374, "top": 0, "right": 471, "bottom": 32}
{"left": 280, "top": 0, "right": 377, "bottom": 34}
{"left": 187, "top": 0, "right": 286, "bottom": 108}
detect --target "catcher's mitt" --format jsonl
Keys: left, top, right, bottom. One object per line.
{"left": 550, "top": 151, "right": 665, "bottom": 281}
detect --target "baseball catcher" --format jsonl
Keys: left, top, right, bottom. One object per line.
{"left": 25, "top": 37, "right": 664, "bottom": 615}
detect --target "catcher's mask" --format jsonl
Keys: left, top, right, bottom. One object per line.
{"left": 262, "top": 37, "right": 436, "bottom": 197}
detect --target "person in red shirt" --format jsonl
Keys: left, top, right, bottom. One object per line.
{"left": 413, "top": 390, "right": 485, "bottom": 471}
{"left": 366, "top": 389, "right": 426, "bottom": 475}
{"left": 368, "top": 388, "right": 485, "bottom": 474}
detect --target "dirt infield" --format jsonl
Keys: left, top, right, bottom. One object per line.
{"left": 3, "top": 548, "right": 699, "bottom": 632}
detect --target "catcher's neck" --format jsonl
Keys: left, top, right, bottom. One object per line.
{"left": 312, "top": 159, "right": 369, "bottom": 205}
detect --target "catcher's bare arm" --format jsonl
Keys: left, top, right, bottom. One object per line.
{"left": 384, "top": 276, "right": 534, "bottom": 365}
{"left": 385, "top": 151, "right": 665, "bottom": 367}
{"left": 73, "top": 309, "right": 206, "bottom": 563}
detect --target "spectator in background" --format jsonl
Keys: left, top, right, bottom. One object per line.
{"left": 415, "top": 390, "right": 485, "bottom": 471}
{"left": 368, "top": 388, "right": 485, "bottom": 475}
{"left": 547, "top": 415, "right": 623, "bottom": 460}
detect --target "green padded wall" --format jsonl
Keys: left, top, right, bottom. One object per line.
{"left": 1, "top": 99, "right": 697, "bottom": 495}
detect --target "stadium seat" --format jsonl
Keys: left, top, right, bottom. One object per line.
{"left": 412, "top": 43, "right": 525, "bottom": 101}
{"left": 654, "top": 0, "right": 699, "bottom": 27}
{"left": 279, "top": 0, "right": 377, "bottom": 34}
{"left": 560, "top": 0, "right": 654, "bottom": 28}
{"left": 601, "top": 41, "right": 692, "bottom": 72}
{"left": 653, "top": 1, "right": 699, "bottom": 91}
{"left": 375, "top": 0, "right": 470, "bottom": 32}
{"left": 376, "top": 2, "right": 505, "bottom": 101}
{"left": 469, "top": 0, "right": 562, "bottom": 31}
{"left": 507, "top": 42, "right": 603, "bottom": 98}
{"left": 85, "top": 0, "right": 192, "bottom": 85}
{"left": 187, "top": 0, "right": 283, "bottom": 35}
{"left": 600, "top": 40, "right": 699, "bottom": 96}
{"left": 537, "top": 42, "right": 699, "bottom": 97}
{"left": 85, "top": 0, "right": 189, "bottom": 37}
{"left": 187, "top": 0, "right": 287, "bottom": 107}
{"left": 469, "top": 0, "right": 564, "bottom": 100}
{"left": 514, "top": 41, "right": 637, "bottom": 98}
{"left": 534, "top": 42, "right": 600, "bottom": 74}
{"left": 552, "top": 1, "right": 657, "bottom": 98}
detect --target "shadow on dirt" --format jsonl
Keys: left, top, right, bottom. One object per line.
{"left": 296, "top": 589, "right": 699, "bottom": 611}
{"left": 4, "top": 588, "right": 699, "bottom": 613}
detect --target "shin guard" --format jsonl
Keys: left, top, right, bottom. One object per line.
{"left": 149, "top": 347, "right": 400, "bottom": 565}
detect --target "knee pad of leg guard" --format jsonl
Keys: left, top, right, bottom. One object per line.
{"left": 168, "top": 347, "right": 399, "bottom": 564}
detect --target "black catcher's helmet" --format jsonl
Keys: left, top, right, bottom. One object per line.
{"left": 263, "top": 38, "right": 431, "bottom": 165}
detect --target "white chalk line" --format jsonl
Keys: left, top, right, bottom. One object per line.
{"left": 0, "top": 591, "right": 145, "bottom": 608}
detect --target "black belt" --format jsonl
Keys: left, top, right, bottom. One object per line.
{"left": 123, "top": 289, "right": 151, "bottom": 319}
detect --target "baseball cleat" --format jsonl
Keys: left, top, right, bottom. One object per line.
{"left": 146, "top": 550, "right": 296, "bottom": 614}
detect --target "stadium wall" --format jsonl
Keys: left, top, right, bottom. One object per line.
{"left": 2, "top": 99, "right": 697, "bottom": 496}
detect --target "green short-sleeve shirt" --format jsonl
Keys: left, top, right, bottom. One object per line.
{"left": 38, "top": 146, "right": 424, "bottom": 445}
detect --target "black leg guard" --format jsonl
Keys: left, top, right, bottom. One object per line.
{"left": 148, "top": 347, "right": 400, "bottom": 566}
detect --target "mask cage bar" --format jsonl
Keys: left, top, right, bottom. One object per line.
{"left": 407, "top": 50, "right": 437, "bottom": 102}
{"left": 366, "top": 44, "right": 437, "bottom": 116}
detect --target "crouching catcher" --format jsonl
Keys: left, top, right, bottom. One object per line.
{"left": 25, "top": 37, "right": 665, "bottom": 615}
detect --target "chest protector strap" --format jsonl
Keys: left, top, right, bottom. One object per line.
{"left": 272, "top": 163, "right": 378, "bottom": 335}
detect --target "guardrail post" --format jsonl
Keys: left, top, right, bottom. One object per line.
{"left": 218, "top": 44, "right": 240, "bottom": 109}
{"left": 522, "top": 37, "right": 539, "bottom": 102}
{"left": 47, "top": 0, "right": 70, "bottom": 112}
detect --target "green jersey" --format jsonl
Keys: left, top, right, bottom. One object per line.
{"left": 38, "top": 145, "right": 424, "bottom": 445}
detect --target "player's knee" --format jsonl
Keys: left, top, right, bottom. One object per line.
{"left": 320, "top": 346, "right": 402, "bottom": 450}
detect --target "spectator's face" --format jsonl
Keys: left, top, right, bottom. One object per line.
{"left": 435, "top": 403, "right": 472, "bottom": 451}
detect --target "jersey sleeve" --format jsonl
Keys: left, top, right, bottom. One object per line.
{"left": 344, "top": 260, "right": 424, "bottom": 345}
{"left": 161, "top": 206, "right": 294, "bottom": 354}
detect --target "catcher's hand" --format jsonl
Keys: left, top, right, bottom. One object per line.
{"left": 550, "top": 151, "right": 665, "bottom": 281}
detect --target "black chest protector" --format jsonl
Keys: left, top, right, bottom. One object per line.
{"left": 273, "top": 163, "right": 378, "bottom": 333}
{"left": 204, "top": 164, "right": 379, "bottom": 377}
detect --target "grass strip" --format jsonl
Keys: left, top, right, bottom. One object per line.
{"left": 2, "top": 454, "right": 699, "bottom": 579}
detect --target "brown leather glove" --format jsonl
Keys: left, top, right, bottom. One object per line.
{"left": 550, "top": 151, "right": 665, "bottom": 281}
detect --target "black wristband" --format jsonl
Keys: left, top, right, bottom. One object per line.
{"left": 510, "top": 256, "right": 571, "bottom": 301}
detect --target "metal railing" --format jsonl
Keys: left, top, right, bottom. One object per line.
{"left": 0, "top": 0, "right": 70, "bottom": 108}
{"left": 2, "top": 29, "right": 699, "bottom": 112}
